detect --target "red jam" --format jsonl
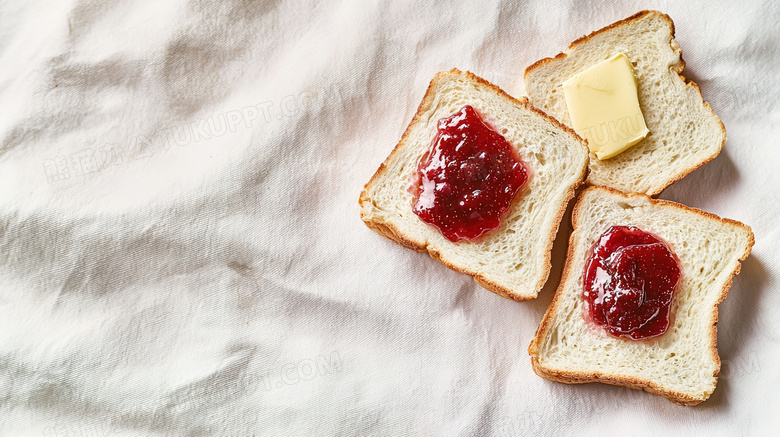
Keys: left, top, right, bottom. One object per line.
{"left": 411, "top": 105, "right": 528, "bottom": 242}
{"left": 583, "top": 226, "right": 681, "bottom": 340}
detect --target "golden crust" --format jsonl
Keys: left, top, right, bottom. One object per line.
{"left": 574, "top": 11, "right": 667, "bottom": 48}
{"left": 529, "top": 356, "right": 702, "bottom": 406}
{"left": 523, "top": 11, "right": 662, "bottom": 82}
{"left": 358, "top": 69, "right": 589, "bottom": 301}
{"left": 523, "top": 10, "right": 728, "bottom": 197}
{"left": 528, "top": 186, "right": 754, "bottom": 405}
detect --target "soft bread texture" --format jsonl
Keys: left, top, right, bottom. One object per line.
{"left": 524, "top": 10, "right": 726, "bottom": 196}
{"left": 529, "top": 186, "right": 754, "bottom": 405}
{"left": 359, "top": 69, "right": 589, "bottom": 301}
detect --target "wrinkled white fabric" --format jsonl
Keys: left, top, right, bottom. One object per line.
{"left": 0, "top": 1, "right": 777, "bottom": 435}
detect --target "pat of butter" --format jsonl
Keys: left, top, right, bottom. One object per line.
{"left": 562, "top": 53, "right": 650, "bottom": 160}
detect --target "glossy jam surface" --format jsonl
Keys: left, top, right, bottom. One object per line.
{"left": 583, "top": 226, "right": 681, "bottom": 340}
{"left": 411, "top": 105, "right": 528, "bottom": 242}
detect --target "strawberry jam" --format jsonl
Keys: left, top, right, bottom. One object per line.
{"left": 411, "top": 105, "right": 528, "bottom": 242}
{"left": 583, "top": 226, "right": 681, "bottom": 340}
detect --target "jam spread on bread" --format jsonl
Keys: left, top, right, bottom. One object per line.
{"left": 411, "top": 105, "right": 528, "bottom": 242}
{"left": 583, "top": 226, "right": 681, "bottom": 340}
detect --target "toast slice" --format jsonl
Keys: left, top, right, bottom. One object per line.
{"left": 524, "top": 10, "right": 725, "bottom": 196}
{"left": 359, "top": 69, "right": 589, "bottom": 301}
{"left": 529, "top": 186, "right": 754, "bottom": 405}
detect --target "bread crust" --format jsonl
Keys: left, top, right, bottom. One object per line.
{"left": 528, "top": 186, "right": 754, "bottom": 405}
{"left": 524, "top": 10, "right": 727, "bottom": 197}
{"left": 358, "top": 69, "right": 589, "bottom": 301}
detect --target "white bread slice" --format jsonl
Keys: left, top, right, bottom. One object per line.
{"left": 359, "top": 69, "right": 589, "bottom": 301}
{"left": 529, "top": 186, "right": 754, "bottom": 405}
{"left": 524, "top": 10, "right": 725, "bottom": 196}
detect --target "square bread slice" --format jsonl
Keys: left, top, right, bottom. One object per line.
{"left": 524, "top": 10, "right": 726, "bottom": 196}
{"left": 529, "top": 186, "right": 754, "bottom": 405}
{"left": 359, "top": 69, "right": 589, "bottom": 301}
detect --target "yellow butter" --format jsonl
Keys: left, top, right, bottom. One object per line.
{"left": 562, "top": 53, "right": 650, "bottom": 160}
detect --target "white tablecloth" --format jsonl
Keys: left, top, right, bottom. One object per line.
{"left": 1, "top": 1, "right": 777, "bottom": 435}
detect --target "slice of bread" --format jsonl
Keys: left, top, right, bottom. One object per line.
{"left": 529, "top": 186, "right": 754, "bottom": 405}
{"left": 359, "top": 69, "right": 589, "bottom": 301}
{"left": 524, "top": 10, "right": 725, "bottom": 196}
